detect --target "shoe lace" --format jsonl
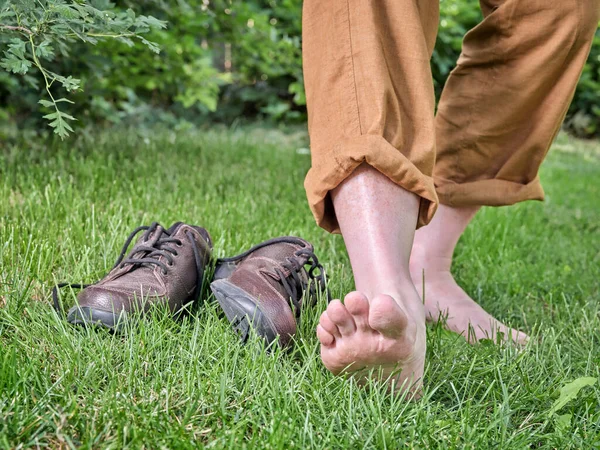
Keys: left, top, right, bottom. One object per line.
{"left": 114, "top": 222, "right": 182, "bottom": 275}
{"left": 273, "top": 247, "right": 330, "bottom": 319}
{"left": 215, "top": 236, "right": 331, "bottom": 319}
{"left": 52, "top": 222, "right": 206, "bottom": 316}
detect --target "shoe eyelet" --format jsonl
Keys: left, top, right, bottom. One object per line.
{"left": 173, "top": 251, "right": 179, "bottom": 256}
{"left": 176, "top": 241, "right": 183, "bottom": 247}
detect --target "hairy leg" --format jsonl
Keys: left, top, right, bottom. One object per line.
{"left": 410, "top": 204, "right": 528, "bottom": 344}
{"left": 316, "top": 163, "right": 426, "bottom": 393}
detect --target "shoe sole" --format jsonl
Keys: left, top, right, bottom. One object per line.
{"left": 210, "top": 279, "right": 278, "bottom": 345}
{"left": 67, "top": 306, "right": 127, "bottom": 332}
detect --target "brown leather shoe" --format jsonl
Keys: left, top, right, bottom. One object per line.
{"left": 53, "top": 222, "right": 212, "bottom": 330}
{"left": 210, "top": 237, "right": 328, "bottom": 347}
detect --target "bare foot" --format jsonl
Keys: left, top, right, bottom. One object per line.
{"left": 410, "top": 249, "right": 528, "bottom": 345}
{"left": 316, "top": 291, "right": 426, "bottom": 393}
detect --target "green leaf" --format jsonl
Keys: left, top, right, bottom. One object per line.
{"left": 116, "top": 36, "right": 135, "bottom": 47}
{"left": 89, "top": 0, "right": 115, "bottom": 10}
{"left": 55, "top": 75, "right": 80, "bottom": 92}
{"left": 35, "top": 41, "right": 55, "bottom": 60}
{"left": 549, "top": 377, "right": 597, "bottom": 416}
{"left": 137, "top": 36, "right": 160, "bottom": 54}
{"left": 38, "top": 99, "right": 54, "bottom": 108}
{"left": 42, "top": 112, "right": 58, "bottom": 121}
{"left": 7, "top": 39, "right": 27, "bottom": 59}
{"left": 53, "top": 5, "right": 81, "bottom": 20}
{"left": 12, "top": 0, "right": 35, "bottom": 13}
{"left": 83, "top": 2, "right": 113, "bottom": 19}
{"left": 554, "top": 413, "right": 572, "bottom": 432}
{"left": 136, "top": 15, "right": 167, "bottom": 30}
{"left": 61, "top": 120, "right": 74, "bottom": 133}
{"left": 288, "top": 81, "right": 306, "bottom": 105}
{"left": 1, "top": 39, "right": 31, "bottom": 74}
{"left": 43, "top": 109, "right": 76, "bottom": 139}
{"left": 58, "top": 111, "right": 76, "bottom": 121}
{"left": 0, "top": 53, "right": 31, "bottom": 74}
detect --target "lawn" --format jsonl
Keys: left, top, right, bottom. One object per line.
{"left": 1, "top": 127, "right": 599, "bottom": 449}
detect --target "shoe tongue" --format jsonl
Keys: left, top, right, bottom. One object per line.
{"left": 251, "top": 242, "right": 300, "bottom": 262}
{"left": 167, "top": 222, "right": 209, "bottom": 245}
{"left": 167, "top": 222, "right": 184, "bottom": 234}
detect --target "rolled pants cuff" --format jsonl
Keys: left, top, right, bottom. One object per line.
{"left": 305, "top": 134, "right": 439, "bottom": 234}
{"left": 435, "top": 176, "right": 545, "bottom": 207}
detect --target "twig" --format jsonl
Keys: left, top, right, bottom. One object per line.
{"left": 64, "top": 32, "right": 136, "bottom": 39}
{"left": 0, "top": 24, "right": 33, "bottom": 35}
{"left": 28, "top": 35, "right": 58, "bottom": 109}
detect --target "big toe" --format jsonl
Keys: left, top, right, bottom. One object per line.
{"left": 507, "top": 327, "right": 529, "bottom": 346}
{"left": 368, "top": 294, "right": 408, "bottom": 338}
{"left": 472, "top": 323, "right": 530, "bottom": 347}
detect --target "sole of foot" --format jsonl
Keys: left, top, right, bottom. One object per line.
{"left": 316, "top": 291, "right": 426, "bottom": 395}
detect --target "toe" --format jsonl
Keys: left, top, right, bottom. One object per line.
{"left": 326, "top": 299, "right": 357, "bottom": 336}
{"left": 514, "top": 330, "right": 529, "bottom": 346}
{"left": 319, "top": 310, "right": 341, "bottom": 338}
{"left": 472, "top": 322, "right": 530, "bottom": 346}
{"left": 344, "top": 292, "right": 370, "bottom": 330}
{"left": 316, "top": 325, "right": 335, "bottom": 347}
{"left": 368, "top": 294, "right": 408, "bottom": 338}
{"left": 506, "top": 327, "right": 529, "bottom": 346}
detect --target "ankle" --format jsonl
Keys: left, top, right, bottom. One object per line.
{"left": 354, "top": 265, "right": 412, "bottom": 294}
{"left": 409, "top": 244, "right": 453, "bottom": 274}
{"left": 411, "top": 204, "right": 479, "bottom": 272}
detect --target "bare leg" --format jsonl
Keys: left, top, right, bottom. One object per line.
{"left": 410, "top": 204, "right": 528, "bottom": 344}
{"left": 316, "top": 164, "right": 426, "bottom": 393}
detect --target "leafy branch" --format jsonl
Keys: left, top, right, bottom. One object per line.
{"left": 0, "top": 0, "right": 166, "bottom": 138}
{"left": 0, "top": 24, "right": 32, "bottom": 35}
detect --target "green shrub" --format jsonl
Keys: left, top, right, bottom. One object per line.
{"left": 432, "top": 0, "right": 481, "bottom": 97}
{"left": 0, "top": 0, "right": 165, "bottom": 138}
{"left": 1, "top": 0, "right": 599, "bottom": 138}
{"left": 565, "top": 28, "right": 600, "bottom": 137}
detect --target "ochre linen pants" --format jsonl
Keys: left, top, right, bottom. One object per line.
{"left": 302, "top": 0, "right": 600, "bottom": 232}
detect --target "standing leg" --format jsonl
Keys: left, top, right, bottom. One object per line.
{"left": 411, "top": 0, "right": 600, "bottom": 343}
{"left": 410, "top": 204, "right": 529, "bottom": 344}
{"left": 302, "top": 0, "right": 439, "bottom": 391}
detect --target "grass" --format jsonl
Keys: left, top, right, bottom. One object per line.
{"left": 1, "top": 126, "right": 599, "bottom": 449}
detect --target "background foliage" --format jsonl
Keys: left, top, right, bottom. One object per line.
{"left": 1, "top": 0, "right": 599, "bottom": 139}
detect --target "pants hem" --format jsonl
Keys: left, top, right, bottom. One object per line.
{"left": 435, "top": 176, "right": 545, "bottom": 207}
{"left": 305, "top": 134, "right": 439, "bottom": 234}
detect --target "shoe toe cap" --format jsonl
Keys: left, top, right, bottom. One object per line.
{"left": 76, "top": 286, "right": 130, "bottom": 314}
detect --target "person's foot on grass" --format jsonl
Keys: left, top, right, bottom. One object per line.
{"left": 410, "top": 246, "right": 528, "bottom": 345}
{"left": 316, "top": 290, "right": 426, "bottom": 394}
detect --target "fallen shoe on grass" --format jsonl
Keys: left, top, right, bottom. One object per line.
{"left": 52, "top": 222, "right": 212, "bottom": 330}
{"left": 211, "top": 236, "right": 329, "bottom": 347}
